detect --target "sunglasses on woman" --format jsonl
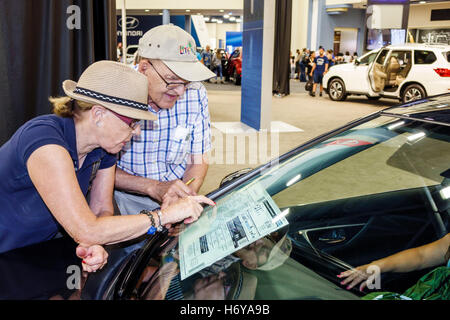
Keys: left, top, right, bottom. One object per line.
{"left": 109, "top": 109, "right": 141, "bottom": 129}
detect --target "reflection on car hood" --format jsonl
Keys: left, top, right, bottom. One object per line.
{"left": 327, "top": 63, "right": 355, "bottom": 73}
{"left": 383, "top": 94, "right": 450, "bottom": 125}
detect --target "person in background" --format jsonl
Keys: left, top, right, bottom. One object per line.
{"left": 338, "top": 233, "right": 449, "bottom": 300}
{"left": 299, "top": 48, "right": 308, "bottom": 82}
{"left": 343, "top": 51, "right": 352, "bottom": 63}
{"left": 306, "top": 51, "right": 315, "bottom": 82}
{"left": 294, "top": 49, "right": 301, "bottom": 80}
{"left": 201, "top": 45, "right": 212, "bottom": 70}
{"left": 117, "top": 42, "right": 123, "bottom": 62}
{"left": 290, "top": 56, "right": 296, "bottom": 79}
{"left": 212, "top": 50, "right": 224, "bottom": 83}
{"left": 327, "top": 49, "right": 336, "bottom": 68}
{"left": 351, "top": 52, "right": 358, "bottom": 63}
{"left": 309, "top": 47, "right": 329, "bottom": 97}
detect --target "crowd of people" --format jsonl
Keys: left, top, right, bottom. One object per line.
{"left": 198, "top": 45, "right": 231, "bottom": 83}
{"left": 291, "top": 47, "right": 359, "bottom": 81}
{"left": 290, "top": 47, "right": 358, "bottom": 97}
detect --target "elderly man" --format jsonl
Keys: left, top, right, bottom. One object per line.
{"left": 114, "top": 24, "right": 215, "bottom": 215}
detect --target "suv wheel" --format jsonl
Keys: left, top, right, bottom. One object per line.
{"left": 402, "top": 84, "right": 426, "bottom": 103}
{"left": 328, "top": 78, "right": 347, "bottom": 101}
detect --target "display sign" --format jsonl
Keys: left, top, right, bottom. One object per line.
{"left": 179, "top": 182, "right": 289, "bottom": 280}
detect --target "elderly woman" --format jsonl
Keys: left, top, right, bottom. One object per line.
{"left": 0, "top": 61, "right": 214, "bottom": 272}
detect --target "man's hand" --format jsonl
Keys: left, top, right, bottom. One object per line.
{"left": 150, "top": 180, "right": 196, "bottom": 207}
{"left": 76, "top": 244, "right": 108, "bottom": 273}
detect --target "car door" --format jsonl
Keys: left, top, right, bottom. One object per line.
{"left": 345, "top": 51, "right": 378, "bottom": 94}
{"left": 368, "top": 49, "right": 390, "bottom": 92}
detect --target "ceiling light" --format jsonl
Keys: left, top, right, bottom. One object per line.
{"left": 217, "top": 20, "right": 223, "bottom": 24}
{"left": 407, "top": 131, "right": 426, "bottom": 142}
{"left": 144, "top": 9, "right": 150, "bottom": 12}
{"left": 211, "top": 18, "right": 218, "bottom": 22}
{"left": 286, "top": 174, "right": 301, "bottom": 187}
{"left": 419, "top": 1, "right": 426, "bottom": 4}
{"left": 440, "top": 186, "right": 450, "bottom": 200}
{"left": 204, "top": 17, "right": 210, "bottom": 21}
{"left": 387, "top": 121, "right": 405, "bottom": 130}
{"left": 272, "top": 208, "right": 290, "bottom": 224}
{"left": 186, "top": 9, "right": 190, "bottom": 12}
{"left": 220, "top": 9, "right": 224, "bottom": 12}
{"left": 224, "top": 14, "right": 230, "bottom": 18}
{"left": 236, "top": 18, "right": 242, "bottom": 23}
{"left": 229, "top": 17, "right": 236, "bottom": 21}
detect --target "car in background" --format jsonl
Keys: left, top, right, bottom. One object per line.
{"left": 324, "top": 44, "right": 450, "bottom": 103}
{"left": 224, "top": 48, "right": 242, "bottom": 85}
{"left": 125, "top": 45, "right": 139, "bottom": 65}
{"left": 1, "top": 94, "right": 449, "bottom": 300}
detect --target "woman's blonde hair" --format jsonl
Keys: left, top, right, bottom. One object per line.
{"left": 49, "top": 96, "right": 94, "bottom": 117}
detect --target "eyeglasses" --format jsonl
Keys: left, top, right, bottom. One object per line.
{"left": 109, "top": 109, "right": 140, "bottom": 129}
{"left": 148, "top": 61, "right": 191, "bottom": 91}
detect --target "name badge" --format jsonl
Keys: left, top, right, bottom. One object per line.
{"left": 174, "top": 126, "right": 190, "bottom": 141}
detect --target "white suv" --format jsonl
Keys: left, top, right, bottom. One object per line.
{"left": 323, "top": 44, "right": 450, "bottom": 103}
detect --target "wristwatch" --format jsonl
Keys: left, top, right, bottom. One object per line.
{"left": 140, "top": 210, "right": 158, "bottom": 235}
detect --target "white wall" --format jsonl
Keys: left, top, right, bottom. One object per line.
{"left": 206, "top": 23, "right": 241, "bottom": 50}
{"left": 335, "top": 28, "right": 358, "bottom": 55}
{"left": 117, "top": 0, "right": 243, "bottom": 10}
{"left": 291, "top": 0, "right": 309, "bottom": 53}
{"left": 408, "top": 2, "right": 450, "bottom": 29}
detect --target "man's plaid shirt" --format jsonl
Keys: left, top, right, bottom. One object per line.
{"left": 117, "top": 83, "right": 211, "bottom": 181}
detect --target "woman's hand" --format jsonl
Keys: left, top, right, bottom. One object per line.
{"left": 76, "top": 244, "right": 109, "bottom": 273}
{"left": 160, "top": 195, "right": 215, "bottom": 226}
{"left": 337, "top": 264, "right": 372, "bottom": 291}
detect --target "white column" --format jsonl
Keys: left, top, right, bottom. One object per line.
{"left": 163, "top": 9, "right": 170, "bottom": 25}
{"left": 310, "top": 0, "right": 319, "bottom": 51}
{"left": 121, "top": 0, "right": 127, "bottom": 63}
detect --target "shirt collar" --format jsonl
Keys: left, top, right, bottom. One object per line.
{"left": 62, "top": 117, "right": 78, "bottom": 162}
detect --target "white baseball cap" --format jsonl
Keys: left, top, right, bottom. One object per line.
{"left": 138, "top": 24, "right": 215, "bottom": 82}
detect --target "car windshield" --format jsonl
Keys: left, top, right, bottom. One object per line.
{"left": 130, "top": 101, "right": 450, "bottom": 301}
{"left": 358, "top": 51, "right": 378, "bottom": 65}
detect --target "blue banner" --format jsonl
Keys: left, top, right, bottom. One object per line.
{"left": 117, "top": 15, "right": 200, "bottom": 47}
{"left": 241, "top": 0, "right": 265, "bottom": 130}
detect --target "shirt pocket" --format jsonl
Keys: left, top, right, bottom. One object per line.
{"left": 166, "top": 126, "right": 192, "bottom": 165}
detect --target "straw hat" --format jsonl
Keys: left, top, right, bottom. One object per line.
{"left": 138, "top": 24, "right": 215, "bottom": 82}
{"left": 62, "top": 60, "right": 156, "bottom": 121}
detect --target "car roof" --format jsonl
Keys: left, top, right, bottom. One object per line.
{"left": 386, "top": 43, "right": 450, "bottom": 51}
{"left": 382, "top": 94, "right": 450, "bottom": 126}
